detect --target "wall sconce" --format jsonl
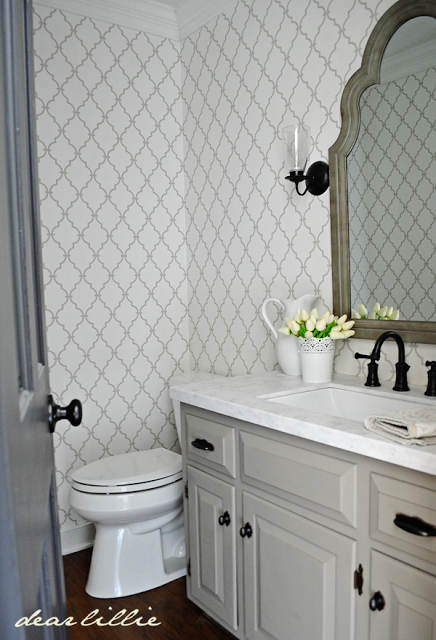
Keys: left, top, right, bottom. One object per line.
{"left": 283, "top": 124, "right": 329, "bottom": 196}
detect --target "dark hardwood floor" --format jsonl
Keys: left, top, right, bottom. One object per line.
{"left": 63, "top": 548, "right": 235, "bottom": 639}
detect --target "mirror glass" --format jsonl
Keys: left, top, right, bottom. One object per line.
{"left": 347, "top": 16, "right": 436, "bottom": 322}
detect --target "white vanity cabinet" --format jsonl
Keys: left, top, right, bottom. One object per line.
{"left": 187, "top": 465, "right": 237, "bottom": 629}
{"left": 368, "top": 472, "right": 436, "bottom": 639}
{"left": 181, "top": 403, "right": 436, "bottom": 640}
{"left": 183, "top": 405, "right": 358, "bottom": 640}
{"left": 369, "top": 551, "right": 436, "bottom": 638}
{"left": 241, "top": 491, "right": 355, "bottom": 640}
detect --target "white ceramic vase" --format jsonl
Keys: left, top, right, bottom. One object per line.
{"left": 262, "top": 294, "right": 319, "bottom": 376}
{"left": 298, "top": 337, "right": 335, "bottom": 383}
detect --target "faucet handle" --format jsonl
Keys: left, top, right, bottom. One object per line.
{"left": 425, "top": 361, "right": 436, "bottom": 397}
{"left": 355, "top": 352, "right": 373, "bottom": 361}
{"left": 354, "top": 352, "right": 381, "bottom": 387}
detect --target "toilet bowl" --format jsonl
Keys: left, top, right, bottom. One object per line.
{"left": 69, "top": 448, "right": 186, "bottom": 598}
{"left": 69, "top": 372, "right": 220, "bottom": 599}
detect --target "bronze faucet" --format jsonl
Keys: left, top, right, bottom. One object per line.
{"left": 354, "top": 331, "right": 410, "bottom": 391}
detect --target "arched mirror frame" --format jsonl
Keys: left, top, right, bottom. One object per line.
{"left": 329, "top": 0, "right": 436, "bottom": 344}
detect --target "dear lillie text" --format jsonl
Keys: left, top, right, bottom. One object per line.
{"left": 16, "top": 607, "right": 161, "bottom": 627}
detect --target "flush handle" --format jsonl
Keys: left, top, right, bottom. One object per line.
{"left": 48, "top": 394, "right": 82, "bottom": 433}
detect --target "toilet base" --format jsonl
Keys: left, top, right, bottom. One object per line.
{"left": 86, "top": 511, "right": 186, "bottom": 598}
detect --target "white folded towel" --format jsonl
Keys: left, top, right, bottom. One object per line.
{"left": 364, "top": 405, "right": 436, "bottom": 446}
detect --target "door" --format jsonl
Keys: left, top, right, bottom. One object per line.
{"left": 0, "top": 0, "right": 68, "bottom": 636}
{"left": 243, "top": 492, "right": 356, "bottom": 640}
{"left": 369, "top": 550, "right": 436, "bottom": 640}
{"left": 187, "top": 465, "right": 237, "bottom": 630}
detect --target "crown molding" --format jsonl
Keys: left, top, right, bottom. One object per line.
{"left": 34, "top": 0, "right": 237, "bottom": 41}
{"left": 381, "top": 39, "right": 436, "bottom": 83}
{"left": 34, "top": 0, "right": 179, "bottom": 39}
{"left": 176, "top": 0, "right": 238, "bottom": 39}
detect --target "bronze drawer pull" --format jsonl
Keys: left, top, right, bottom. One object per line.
{"left": 394, "top": 514, "right": 436, "bottom": 537}
{"left": 191, "top": 438, "right": 215, "bottom": 451}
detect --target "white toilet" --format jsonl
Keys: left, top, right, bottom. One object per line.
{"left": 69, "top": 447, "right": 186, "bottom": 598}
{"left": 69, "top": 372, "right": 218, "bottom": 599}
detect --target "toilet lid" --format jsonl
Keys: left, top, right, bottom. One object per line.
{"left": 70, "top": 448, "right": 182, "bottom": 494}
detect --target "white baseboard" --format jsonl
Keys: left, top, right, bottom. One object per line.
{"left": 61, "top": 522, "right": 95, "bottom": 556}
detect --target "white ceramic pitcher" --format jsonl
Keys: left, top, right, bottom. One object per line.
{"left": 262, "top": 294, "right": 320, "bottom": 376}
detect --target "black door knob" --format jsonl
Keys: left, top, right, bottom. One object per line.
{"left": 48, "top": 394, "right": 82, "bottom": 433}
{"left": 369, "top": 591, "right": 385, "bottom": 611}
{"left": 218, "top": 511, "right": 231, "bottom": 526}
{"left": 240, "top": 523, "right": 253, "bottom": 538}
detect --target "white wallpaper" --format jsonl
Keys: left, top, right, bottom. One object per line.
{"left": 180, "top": 0, "right": 436, "bottom": 387}
{"left": 33, "top": 0, "right": 436, "bottom": 536}
{"left": 34, "top": 6, "right": 189, "bottom": 529}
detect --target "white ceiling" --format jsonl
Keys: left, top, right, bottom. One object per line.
{"left": 34, "top": 0, "right": 237, "bottom": 40}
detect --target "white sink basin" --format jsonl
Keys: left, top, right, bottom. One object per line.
{"left": 264, "top": 386, "right": 430, "bottom": 423}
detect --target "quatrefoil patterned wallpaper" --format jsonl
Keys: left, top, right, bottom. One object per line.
{"left": 34, "top": 6, "right": 189, "bottom": 530}
{"left": 33, "top": 0, "right": 436, "bottom": 534}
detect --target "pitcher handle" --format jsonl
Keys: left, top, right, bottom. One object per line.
{"left": 261, "top": 298, "right": 285, "bottom": 340}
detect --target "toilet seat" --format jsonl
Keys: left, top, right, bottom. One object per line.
{"left": 71, "top": 448, "right": 182, "bottom": 494}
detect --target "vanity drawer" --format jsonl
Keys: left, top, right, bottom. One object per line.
{"left": 185, "top": 412, "right": 236, "bottom": 478}
{"left": 240, "top": 431, "right": 357, "bottom": 527}
{"left": 370, "top": 472, "right": 436, "bottom": 564}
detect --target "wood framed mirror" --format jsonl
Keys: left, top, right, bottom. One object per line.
{"left": 329, "top": 0, "right": 436, "bottom": 344}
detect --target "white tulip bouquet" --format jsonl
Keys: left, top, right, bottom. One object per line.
{"left": 278, "top": 308, "right": 355, "bottom": 340}
{"left": 352, "top": 302, "right": 399, "bottom": 320}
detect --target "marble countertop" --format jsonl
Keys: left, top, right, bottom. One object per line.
{"left": 170, "top": 371, "right": 436, "bottom": 476}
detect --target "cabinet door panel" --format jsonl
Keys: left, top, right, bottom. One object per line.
{"left": 241, "top": 431, "right": 357, "bottom": 526}
{"left": 243, "top": 492, "right": 356, "bottom": 640}
{"left": 187, "top": 465, "right": 237, "bottom": 629}
{"left": 370, "top": 551, "right": 436, "bottom": 640}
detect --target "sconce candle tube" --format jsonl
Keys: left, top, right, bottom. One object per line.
{"left": 283, "top": 124, "right": 329, "bottom": 196}
{"left": 283, "top": 124, "right": 311, "bottom": 172}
